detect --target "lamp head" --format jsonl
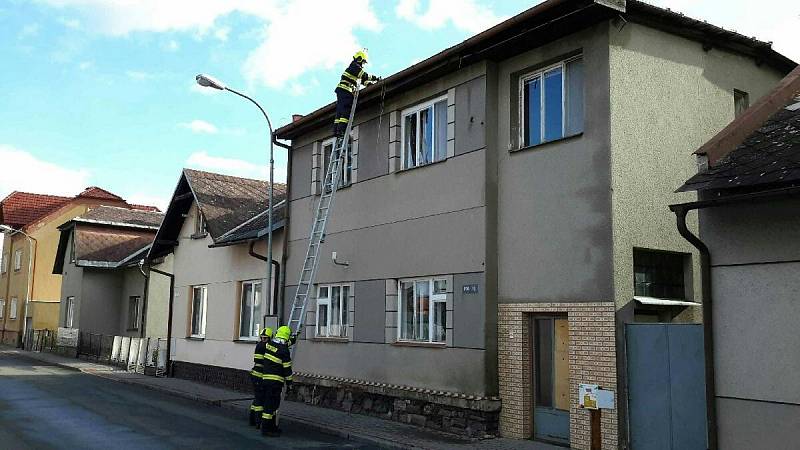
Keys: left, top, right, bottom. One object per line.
{"left": 0, "top": 225, "right": 13, "bottom": 233}
{"left": 195, "top": 74, "right": 227, "bottom": 90}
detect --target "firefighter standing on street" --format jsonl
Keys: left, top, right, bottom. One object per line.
{"left": 249, "top": 327, "right": 272, "bottom": 428}
{"left": 333, "top": 49, "right": 380, "bottom": 139}
{"left": 261, "top": 325, "right": 293, "bottom": 437}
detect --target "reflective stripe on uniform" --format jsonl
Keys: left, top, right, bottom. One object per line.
{"left": 285, "top": 375, "right": 293, "bottom": 381}
{"left": 282, "top": 361, "right": 292, "bottom": 369}
{"left": 263, "top": 353, "right": 283, "bottom": 364}
{"left": 250, "top": 370, "right": 263, "bottom": 376}
{"left": 342, "top": 71, "right": 358, "bottom": 82}
{"left": 334, "top": 118, "right": 349, "bottom": 124}
{"left": 253, "top": 353, "right": 264, "bottom": 359}
{"left": 337, "top": 82, "right": 354, "bottom": 93}
{"left": 250, "top": 405, "right": 263, "bottom": 412}
{"left": 261, "top": 413, "right": 273, "bottom": 419}
{"left": 262, "top": 373, "right": 285, "bottom": 382}
{"left": 266, "top": 344, "right": 278, "bottom": 353}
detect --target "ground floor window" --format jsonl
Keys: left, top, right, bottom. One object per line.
{"left": 9, "top": 298, "right": 18, "bottom": 320}
{"left": 0, "top": 299, "right": 4, "bottom": 319}
{"left": 127, "top": 296, "right": 141, "bottom": 330}
{"left": 316, "top": 284, "right": 349, "bottom": 338}
{"left": 398, "top": 278, "right": 447, "bottom": 343}
{"left": 240, "top": 280, "right": 263, "bottom": 339}
{"left": 65, "top": 297, "right": 75, "bottom": 328}
{"left": 190, "top": 286, "right": 207, "bottom": 338}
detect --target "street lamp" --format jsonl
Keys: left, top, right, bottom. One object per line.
{"left": 0, "top": 224, "right": 36, "bottom": 347}
{"left": 195, "top": 74, "right": 276, "bottom": 332}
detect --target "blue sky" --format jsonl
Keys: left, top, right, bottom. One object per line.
{"left": 0, "top": 0, "right": 798, "bottom": 211}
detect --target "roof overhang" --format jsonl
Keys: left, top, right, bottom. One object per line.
{"left": 670, "top": 185, "right": 800, "bottom": 213}
{"left": 634, "top": 296, "right": 701, "bottom": 307}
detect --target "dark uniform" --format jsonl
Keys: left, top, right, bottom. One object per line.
{"left": 333, "top": 58, "right": 379, "bottom": 138}
{"left": 249, "top": 339, "right": 268, "bottom": 427}
{"left": 260, "top": 336, "right": 293, "bottom": 436}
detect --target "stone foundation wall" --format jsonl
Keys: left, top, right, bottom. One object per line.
{"left": 172, "top": 361, "right": 252, "bottom": 393}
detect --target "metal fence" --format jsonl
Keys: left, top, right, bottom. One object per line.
{"left": 23, "top": 328, "right": 167, "bottom": 377}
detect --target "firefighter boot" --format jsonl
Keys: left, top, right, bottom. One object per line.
{"left": 248, "top": 409, "right": 256, "bottom": 426}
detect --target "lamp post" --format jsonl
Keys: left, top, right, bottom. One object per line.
{"left": 0, "top": 225, "right": 36, "bottom": 347}
{"left": 195, "top": 74, "right": 276, "bottom": 332}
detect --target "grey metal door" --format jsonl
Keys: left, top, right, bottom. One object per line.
{"left": 626, "top": 324, "right": 707, "bottom": 450}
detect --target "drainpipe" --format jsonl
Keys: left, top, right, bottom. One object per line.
{"left": 1, "top": 237, "right": 13, "bottom": 343}
{"left": 671, "top": 206, "right": 717, "bottom": 450}
{"left": 146, "top": 264, "right": 175, "bottom": 377}
{"left": 137, "top": 260, "right": 149, "bottom": 338}
{"left": 273, "top": 136, "right": 292, "bottom": 324}
{"left": 249, "top": 241, "right": 280, "bottom": 323}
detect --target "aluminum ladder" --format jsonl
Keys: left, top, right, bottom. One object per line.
{"left": 286, "top": 87, "right": 359, "bottom": 350}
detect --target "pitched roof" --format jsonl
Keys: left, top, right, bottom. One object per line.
{"left": 275, "top": 0, "right": 795, "bottom": 140}
{"left": 74, "top": 206, "right": 164, "bottom": 229}
{"left": 76, "top": 186, "right": 124, "bottom": 201}
{"left": 678, "top": 66, "right": 800, "bottom": 193}
{"left": 73, "top": 225, "right": 156, "bottom": 266}
{"left": 148, "top": 169, "right": 287, "bottom": 259}
{"left": 212, "top": 201, "right": 287, "bottom": 247}
{"left": 0, "top": 191, "right": 71, "bottom": 229}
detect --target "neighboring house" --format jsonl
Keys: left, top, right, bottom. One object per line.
{"left": 0, "top": 187, "right": 159, "bottom": 346}
{"left": 671, "top": 66, "right": 800, "bottom": 450}
{"left": 274, "top": 0, "right": 793, "bottom": 446}
{"left": 147, "top": 169, "right": 287, "bottom": 390}
{"left": 53, "top": 206, "right": 164, "bottom": 337}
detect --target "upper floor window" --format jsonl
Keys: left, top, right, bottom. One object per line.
{"left": 193, "top": 208, "right": 207, "bottom": 238}
{"left": 65, "top": 296, "right": 75, "bottom": 328}
{"left": 322, "top": 137, "right": 352, "bottom": 189}
{"left": 127, "top": 296, "right": 141, "bottom": 330}
{"left": 402, "top": 96, "right": 448, "bottom": 169}
{"left": 398, "top": 278, "right": 447, "bottom": 343}
{"left": 190, "top": 285, "right": 208, "bottom": 338}
{"left": 520, "top": 56, "right": 584, "bottom": 147}
{"left": 734, "top": 89, "right": 749, "bottom": 118}
{"left": 316, "top": 284, "right": 350, "bottom": 338}
{"left": 9, "top": 297, "right": 18, "bottom": 320}
{"left": 13, "top": 250, "right": 22, "bottom": 271}
{"left": 239, "top": 280, "right": 263, "bottom": 339}
{"left": 633, "top": 248, "right": 687, "bottom": 299}
{"left": 1, "top": 253, "right": 7, "bottom": 274}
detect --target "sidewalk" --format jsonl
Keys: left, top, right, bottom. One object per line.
{"left": 1, "top": 347, "right": 562, "bottom": 450}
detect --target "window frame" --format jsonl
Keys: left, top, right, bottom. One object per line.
{"left": 518, "top": 55, "right": 583, "bottom": 148}
{"left": 1, "top": 253, "right": 7, "bottom": 274}
{"left": 65, "top": 296, "right": 75, "bottom": 328}
{"left": 127, "top": 296, "right": 141, "bottom": 331}
{"left": 13, "top": 249, "right": 22, "bottom": 272}
{"left": 9, "top": 297, "right": 18, "bottom": 320}
{"left": 193, "top": 207, "right": 207, "bottom": 238}
{"left": 397, "top": 278, "right": 448, "bottom": 344}
{"left": 190, "top": 285, "right": 208, "bottom": 338}
{"left": 400, "top": 95, "right": 449, "bottom": 170}
{"left": 633, "top": 248, "right": 689, "bottom": 300}
{"left": 321, "top": 136, "right": 352, "bottom": 189}
{"left": 239, "top": 280, "right": 264, "bottom": 340}
{"left": 315, "top": 284, "right": 350, "bottom": 338}
{"left": 0, "top": 298, "right": 5, "bottom": 319}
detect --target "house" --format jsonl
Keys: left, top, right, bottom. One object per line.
{"left": 0, "top": 187, "right": 159, "bottom": 346}
{"left": 147, "top": 169, "right": 287, "bottom": 390}
{"left": 273, "top": 0, "right": 793, "bottom": 446}
{"left": 671, "top": 66, "right": 800, "bottom": 450}
{"left": 52, "top": 206, "right": 165, "bottom": 337}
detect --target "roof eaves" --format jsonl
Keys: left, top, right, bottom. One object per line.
{"left": 72, "top": 218, "right": 161, "bottom": 231}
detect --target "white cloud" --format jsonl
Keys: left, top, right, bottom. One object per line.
{"left": 0, "top": 144, "right": 91, "bottom": 199}
{"left": 214, "top": 26, "right": 231, "bottom": 41}
{"left": 58, "top": 17, "right": 81, "bottom": 29}
{"left": 396, "top": 0, "right": 507, "bottom": 33}
{"left": 180, "top": 119, "right": 219, "bottom": 134}
{"left": 163, "top": 39, "right": 180, "bottom": 52}
{"left": 124, "top": 193, "right": 169, "bottom": 211}
{"left": 186, "top": 150, "right": 287, "bottom": 182}
{"left": 126, "top": 70, "right": 155, "bottom": 80}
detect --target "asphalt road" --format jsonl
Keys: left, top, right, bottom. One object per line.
{"left": 0, "top": 354, "right": 374, "bottom": 450}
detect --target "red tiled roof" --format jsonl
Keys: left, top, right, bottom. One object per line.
{"left": 0, "top": 191, "right": 71, "bottom": 229}
{"left": 76, "top": 186, "right": 125, "bottom": 201}
{"left": 130, "top": 204, "right": 161, "bottom": 212}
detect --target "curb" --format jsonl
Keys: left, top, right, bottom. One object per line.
{"left": 3, "top": 349, "right": 414, "bottom": 450}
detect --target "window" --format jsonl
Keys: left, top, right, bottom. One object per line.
{"left": 13, "top": 249, "right": 22, "bottom": 271}
{"left": 9, "top": 298, "right": 18, "bottom": 320}
{"left": 65, "top": 297, "right": 75, "bottom": 328}
{"left": 127, "top": 296, "right": 141, "bottom": 330}
{"left": 398, "top": 278, "right": 447, "bottom": 343}
{"left": 239, "top": 280, "right": 263, "bottom": 339}
{"left": 190, "top": 286, "right": 207, "bottom": 337}
{"left": 633, "top": 249, "right": 687, "bottom": 299}
{"left": 401, "top": 96, "right": 448, "bottom": 169}
{"left": 734, "top": 89, "right": 749, "bottom": 118}
{"left": 0, "top": 299, "right": 4, "bottom": 319}
{"left": 1, "top": 253, "right": 7, "bottom": 273}
{"left": 322, "top": 137, "right": 352, "bottom": 190}
{"left": 193, "top": 208, "right": 207, "bottom": 237}
{"left": 520, "top": 56, "right": 584, "bottom": 147}
{"left": 316, "top": 284, "right": 350, "bottom": 338}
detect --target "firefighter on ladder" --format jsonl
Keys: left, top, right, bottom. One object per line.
{"left": 249, "top": 327, "right": 272, "bottom": 428}
{"left": 260, "top": 325, "right": 294, "bottom": 437}
{"left": 333, "top": 49, "right": 380, "bottom": 140}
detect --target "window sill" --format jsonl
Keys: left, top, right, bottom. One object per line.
{"left": 392, "top": 340, "right": 446, "bottom": 348}
{"left": 396, "top": 157, "right": 448, "bottom": 174}
{"left": 512, "top": 132, "right": 583, "bottom": 153}
{"left": 312, "top": 336, "right": 349, "bottom": 343}
{"left": 190, "top": 233, "right": 208, "bottom": 240}
{"left": 186, "top": 336, "right": 205, "bottom": 341}
{"left": 234, "top": 338, "right": 259, "bottom": 344}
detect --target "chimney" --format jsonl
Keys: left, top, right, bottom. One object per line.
{"left": 292, "top": 114, "right": 304, "bottom": 122}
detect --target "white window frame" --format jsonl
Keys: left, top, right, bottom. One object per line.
{"left": 400, "top": 95, "right": 449, "bottom": 170}
{"left": 9, "top": 297, "right": 18, "bottom": 320}
{"left": 0, "top": 299, "right": 5, "bottom": 319}
{"left": 190, "top": 285, "right": 208, "bottom": 338}
{"left": 321, "top": 137, "right": 352, "bottom": 189}
{"left": 518, "top": 55, "right": 582, "bottom": 148}
{"left": 13, "top": 249, "right": 22, "bottom": 272}
{"left": 239, "top": 280, "right": 263, "bottom": 340}
{"left": 315, "top": 284, "right": 350, "bottom": 338}
{"left": 65, "top": 297, "right": 75, "bottom": 328}
{"left": 397, "top": 278, "right": 448, "bottom": 343}
{"left": 127, "top": 296, "right": 141, "bottom": 330}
